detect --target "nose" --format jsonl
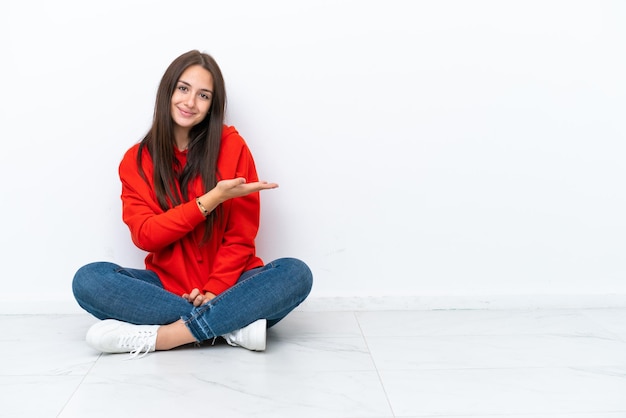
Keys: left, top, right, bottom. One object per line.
{"left": 185, "top": 92, "right": 196, "bottom": 108}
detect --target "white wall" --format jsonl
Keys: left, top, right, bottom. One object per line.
{"left": 1, "top": 0, "right": 625, "bottom": 313}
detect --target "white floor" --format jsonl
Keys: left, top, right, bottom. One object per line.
{"left": 2, "top": 309, "right": 626, "bottom": 418}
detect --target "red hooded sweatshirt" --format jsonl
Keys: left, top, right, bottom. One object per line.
{"left": 118, "top": 125, "right": 264, "bottom": 297}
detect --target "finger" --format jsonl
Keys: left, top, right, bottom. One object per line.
{"left": 257, "top": 181, "right": 279, "bottom": 189}
{"left": 239, "top": 182, "right": 279, "bottom": 192}
{"left": 222, "top": 178, "right": 246, "bottom": 187}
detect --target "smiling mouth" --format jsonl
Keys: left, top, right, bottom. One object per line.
{"left": 179, "top": 108, "right": 195, "bottom": 117}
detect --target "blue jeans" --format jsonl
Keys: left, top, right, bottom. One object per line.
{"left": 72, "top": 258, "right": 313, "bottom": 342}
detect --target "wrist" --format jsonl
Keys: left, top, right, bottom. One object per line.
{"left": 195, "top": 197, "right": 209, "bottom": 217}
{"left": 198, "top": 189, "right": 222, "bottom": 213}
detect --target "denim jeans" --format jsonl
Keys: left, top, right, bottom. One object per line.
{"left": 72, "top": 257, "right": 313, "bottom": 342}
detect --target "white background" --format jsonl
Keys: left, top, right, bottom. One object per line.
{"left": 1, "top": 0, "right": 625, "bottom": 313}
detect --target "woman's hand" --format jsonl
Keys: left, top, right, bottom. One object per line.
{"left": 214, "top": 178, "right": 278, "bottom": 202}
{"left": 182, "top": 288, "right": 216, "bottom": 306}
{"left": 196, "top": 178, "right": 278, "bottom": 217}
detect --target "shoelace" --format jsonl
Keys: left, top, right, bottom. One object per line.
{"left": 118, "top": 331, "right": 156, "bottom": 360}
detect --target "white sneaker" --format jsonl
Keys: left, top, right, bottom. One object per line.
{"left": 222, "top": 319, "right": 267, "bottom": 351}
{"left": 86, "top": 319, "right": 160, "bottom": 359}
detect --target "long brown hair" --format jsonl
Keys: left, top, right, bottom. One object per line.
{"left": 138, "top": 50, "right": 226, "bottom": 240}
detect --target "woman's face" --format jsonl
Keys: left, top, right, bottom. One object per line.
{"left": 171, "top": 65, "right": 214, "bottom": 131}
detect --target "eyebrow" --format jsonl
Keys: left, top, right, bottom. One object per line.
{"left": 177, "top": 80, "right": 213, "bottom": 95}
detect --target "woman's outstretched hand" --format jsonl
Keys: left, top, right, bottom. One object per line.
{"left": 214, "top": 178, "right": 278, "bottom": 202}
{"left": 196, "top": 178, "right": 278, "bottom": 216}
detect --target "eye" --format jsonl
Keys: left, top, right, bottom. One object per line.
{"left": 199, "top": 92, "right": 212, "bottom": 100}
{"left": 177, "top": 85, "right": 188, "bottom": 92}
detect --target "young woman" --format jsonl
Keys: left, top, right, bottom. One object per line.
{"left": 72, "top": 50, "right": 313, "bottom": 357}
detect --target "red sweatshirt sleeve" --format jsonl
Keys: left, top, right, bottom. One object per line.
{"left": 119, "top": 144, "right": 206, "bottom": 252}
